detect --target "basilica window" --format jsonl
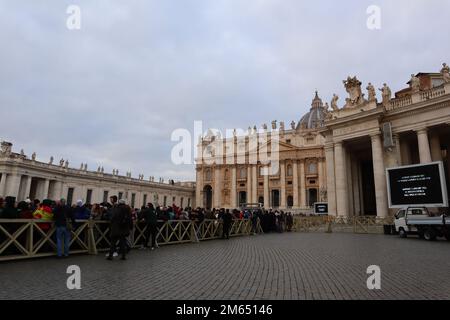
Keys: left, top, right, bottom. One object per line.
{"left": 287, "top": 165, "right": 293, "bottom": 177}
{"left": 205, "top": 169, "right": 212, "bottom": 181}
{"left": 308, "top": 163, "right": 317, "bottom": 174}
{"left": 239, "top": 167, "right": 247, "bottom": 179}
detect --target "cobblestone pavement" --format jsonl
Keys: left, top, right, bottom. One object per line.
{"left": 1, "top": 232, "right": 450, "bottom": 300}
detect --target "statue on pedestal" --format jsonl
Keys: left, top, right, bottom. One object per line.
{"left": 331, "top": 94, "right": 339, "bottom": 111}
{"left": 64, "top": 160, "right": 69, "bottom": 168}
{"left": 279, "top": 121, "right": 285, "bottom": 132}
{"left": 60, "top": 158, "right": 64, "bottom": 167}
{"left": 366, "top": 83, "right": 377, "bottom": 102}
{"left": 441, "top": 63, "right": 450, "bottom": 83}
{"left": 410, "top": 74, "right": 420, "bottom": 93}
{"left": 290, "top": 121, "right": 296, "bottom": 130}
{"left": 0, "top": 142, "right": 13, "bottom": 155}
{"left": 379, "top": 83, "right": 392, "bottom": 105}
{"left": 342, "top": 76, "right": 366, "bottom": 108}
{"left": 49, "top": 156, "right": 53, "bottom": 165}
{"left": 31, "top": 152, "right": 36, "bottom": 161}
{"left": 271, "top": 120, "right": 277, "bottom": 130}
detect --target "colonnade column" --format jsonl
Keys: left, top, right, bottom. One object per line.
{"left": 299, "top": 160, "right": 306, "bottom": 207}
{"left": 371, "top": 134, "right": 389, "bottom": 218}
{"left": 417, "top": 128, "right": 432, "bottom": 163}
{"left": 42, "top": 179, "right": 50, "bottom": 200}
{"left": 247, "top": 166, "right": 252, "bottom": 203}
{"left": 280, "top": 162, "right": 286, "bottom": 208}
{"left": 324, "top": 144, "right": 337, "bottom": 216}
{"left": 24, "top": 176, "right": 32, "bottom": 200}
{"left": 318, "top": 158, "right": 324, "bottom": 201}
{"left": 6, "top": 174, "right": 22, "bottom": 198}
{"left": 213, "top": 167, "right": 221, "bottom": 208}
{"left": 263, "top": 170, "right": 269, "bottom": 208}
{"left": 334, "top": 142, "right": 348, "bottom": 217}
{"left": 195, "top": 168, "right": 202, "bottom": 209}
{"left": 292, "top": 161, "right": 299, "bottom": 208}
{"left": 231, "top": 167, "right": 237, "bottom": 208}
{"left": 448, "top": 146, "right": 450, "bottom": 183}
{"left": 252, "top": 165, "right": 257, "bottom": 204}
{"left": 0, "top": 173, "right": 7, "bottom": 197}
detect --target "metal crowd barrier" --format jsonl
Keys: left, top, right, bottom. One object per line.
{"left": 0, "top": 218, "right": 263, "bottom": 262}
{"left": 292, "top": 215, "right": 395, "bottom": 234}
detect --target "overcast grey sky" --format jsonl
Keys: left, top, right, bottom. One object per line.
{"left": 1, "top": 0, "right": 449, "bottom": 181}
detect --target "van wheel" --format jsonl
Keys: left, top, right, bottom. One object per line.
{"left": 424, "top": 228, "right": 437, "bottom": 241}
{"left": 399, "top": 228, "right": 407, "bottom": 238}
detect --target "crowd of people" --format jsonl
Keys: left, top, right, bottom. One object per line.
{"left": 0, "top": 195, "right": 296, "bottom": 260}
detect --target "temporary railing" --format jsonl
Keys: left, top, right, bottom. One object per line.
{"left": 0, "top": 219, "right": 94, "bottom": 261}
{"left": 292, "top": 215, "right": 395, "bottom": 234}
{"left": 0, "top": 218, "right": 262, "bottom": 262}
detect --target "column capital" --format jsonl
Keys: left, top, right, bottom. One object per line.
{"left": 415, "top": 127, "right": 428, "bottom": 134}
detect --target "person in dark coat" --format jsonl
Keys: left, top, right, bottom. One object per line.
{"left": 140, "top": 203, "right": 158, "bottom": 250}
{"left": 251, "top": 210, "right": 259, "bottom": 234}
{"left": 286, "top": 212, "right": 294, "bottom": 232}
{"left": 221, "top": 209, "right": 233, "bottom": 239}
{"left": 73, "top": 200, "right": 90, "bottom": 220}
{"left": 107, "top": 199, "right": 133, "bottom": 260}
{"left": 53, "top": 199, "right": 76, "bottom": 257}
{"left": 1, "top": 197, "right": 18, "bottom": 219}
{"left": 18, "top": 200, "right": 33, "bottom": 219}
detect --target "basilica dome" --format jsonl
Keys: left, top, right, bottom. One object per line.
{"left": 297, "top": 91, "right": 327, "bottom": 130}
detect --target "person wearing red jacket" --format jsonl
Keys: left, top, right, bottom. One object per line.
{"left": 33, "top": 199, "right": 54, "bottom": 232}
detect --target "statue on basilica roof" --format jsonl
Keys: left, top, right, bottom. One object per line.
{"left": 271, "top": 120, "right": 277, "bottom": 130}
{"left": 343, "top": 76, "right": 366, "bottom": 108}
{"left": 441, "top": 63, "right": 450, "bottom": 83}
{"left": 331, "top": 94, "right": 339, "bottom": 111}
{"left": 379, "top": 83, "right": 392, "bottom": 106}
{"left": 410, "top": 74, "right": 420, "bottom": 93}
{"left": 366, "top": 83, "right": 377, "bottom": 102}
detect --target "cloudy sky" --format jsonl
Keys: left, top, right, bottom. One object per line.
{"left": 1, "top": 0, "right": 449, "bottom": 181}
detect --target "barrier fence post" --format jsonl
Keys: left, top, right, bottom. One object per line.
{"left": 87, "top": 219, "right": 98, "bottom": 255}
{"left": 27, "top": 220, "right": 34, "bottom": 256}
{"left": 191, "top": 221, "right": 199, "bottom": 243}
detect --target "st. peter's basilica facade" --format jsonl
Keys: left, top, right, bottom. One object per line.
{"left": 196, "top": 63, "right": 450, "bottom": 217}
